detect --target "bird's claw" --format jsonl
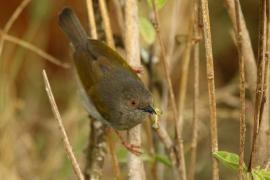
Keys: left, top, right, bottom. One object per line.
{"left": 132, "top": 66, "right": 144, "bottom": 74}
{"left": 122, "top": 141, "right": 142, "bottom": 156}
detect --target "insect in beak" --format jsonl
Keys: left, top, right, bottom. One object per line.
{"left": 139, "top": 105, "right": 156, "bottom": 114}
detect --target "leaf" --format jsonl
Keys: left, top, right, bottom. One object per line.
{"left": 139, "top": 17, "right": 156, "bottom": 45}
{"left": 252, "top": 168, "right": 270, "bottom": 180}
{"left": 155, "top": 154, "right": 172, "bottom": 167}
{"left": 147, "top": 0, "right": 167, "bottom": 10}
{"left": 213, "top": 151, "right": 241, "bottom": 171}
{"left": 252, "top": 170, "right": 265, "bottom": 180}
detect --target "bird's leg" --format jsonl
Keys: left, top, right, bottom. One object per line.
{"left": 114, "top": 129, "right": 142, "bottom": 156}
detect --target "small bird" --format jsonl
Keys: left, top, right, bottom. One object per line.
{"left": 58, "top": 8, "right": 155, "bottom": 154}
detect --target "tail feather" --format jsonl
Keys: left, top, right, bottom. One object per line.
{"left": 58, "top": 8, "right": 88, "bottom": 48}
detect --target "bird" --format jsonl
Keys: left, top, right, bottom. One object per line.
{"left": 58, "top": 7, "right": 156, "bottom": 155}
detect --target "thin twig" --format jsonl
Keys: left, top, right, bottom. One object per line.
{"left": 150, "top": 0, "right": 185, "bottom": 179}
{"left": 42, "top": 70, "right": 84, "bottom": 180}
{"left": 86, "top": 0, "right": 119, "bottom": 180}
{"left": 234, "top": 0, "right": 246, "bottom": 179}
{"left": 125, "top": 0, "right": 145, "bottom": 179}
{"left": 0, "top": 0, "right": 31, "bottom": 57}
{"left": 223, "top": 0, "right": 257, "bottom": 103}
{"left": 154, "top": 123, "right": 178, "bottom": 175}
{"left": 0, "top": 32, "right": 69, "bottom": 68}
{"left": 167, "top": 0, "right": 180, "bottom": 70}
{"left": 86, "top": 0, "right": 98, "bottom": 39}
{"left": 188, "top": 2, "right": 201, "bottom": 179}
{"left": 98, "top": 0, "right": 115, "bottom": 48}
{"left": 199, "top": 0, "right": 219, "bottom": 179}
{"left": 97, "top": 1, "right": 121, "bottom": 178}
{"left": 106, "top": 130, "right": 122, "bottom": 180}
{"left": 249, "top": 0, "right": 269, "bottom": 170}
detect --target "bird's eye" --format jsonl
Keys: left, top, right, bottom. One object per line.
{"left": 130, "top": 99, "right": 137, "bottom": 106}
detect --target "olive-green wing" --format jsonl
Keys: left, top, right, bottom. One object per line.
{"left": 87, "top": 39, "right": 140, "bottom": 80}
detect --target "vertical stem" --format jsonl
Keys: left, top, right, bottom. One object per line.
{"left": 125, "top": 0, "right": 145, "bottom": 179}
{"left": 86, "top": 0, "right": 98, "bottom": 39}
{"left": 199, "top": 0, "right": 219, "bottom": 179}
{"left": 97, "top": 1, "right": 121, "bottom": 178}
{"left": 150, "top": 0, "right": 185, "bottom": 179}
{"left": 98, "top": 0, "right": 115, "bottom": 48}
{"left": 223, "top": 0, "right": 257, "bottom": 103}
{"left": 0, "top": 0, "right": 31, "bottom": 57}
{"left": 234, "top": 0, "right": 246, "bottom": 179}
{"left": 189, "top": 3, "right": 201, "bottom": 179}
{"left": 249, "top": 0, "right": 269, "bottom": 170}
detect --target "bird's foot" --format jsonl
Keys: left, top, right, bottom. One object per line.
{"left": 121, "top": 141, "right": 142, "bottom": 156}
{"left": 114, "top": 129, "right": 142, "bottom": 156}
{"left": 132, "top": 66, "right": 143, "bottom": 74}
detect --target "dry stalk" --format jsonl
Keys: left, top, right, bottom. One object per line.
{"left": 97, "top": 1, "right": 121, "bottom": 178}
{"left": 257, "top": 0, "right": 270, "bottom": 166}
{"left": 234, "top": 0, "right": 246, "bottom": 179}
{"left": 125, "top": 0, "right": 145, "bottom": 179}
{"left": 167, "top": 0, "right": 180, "bottom": 71}
{"left": 0, "top": 0, "right": 31, "bottom": 57}
{"left": 0, "top": 32, "right": 69, "bottom": 68}
{"left": 188, "top": 40, "right": 200, "bottom": 180}
{"left": 188, "top": 2, "right": 201, "bottom": 180}
{"left": 42, "top": 70, "right": 84, "bottom": 180}
{"left": 154, "top": 123, "right": 178, "bottom": 177}
{"left": 86, "top": 0, "right": 98, "bottom": 39}
{"left": 199, "top": 0, "right": 219, "bottom": 179}
{"left": 150, "top": 0, "right": 186, "bottom": 179}
{"left": 106, "top": 131, "right": 122, "bottom": 180}
{"left": 112, "top": 0, "right": 125, "bottom": 39}
{"left": 177, "top": 1, "right": 194, "bottom": 137}
{"left": 249, "top": 0, "right": 270, "bottom": 170}
{"left": 98, "top": 0, "right": 115, "bottom": 48}
{"left": 85, "top": 1, "right": 122, "bottom": 179}
{"left": 223, "top": 0, "right": 257, "bottom": 103}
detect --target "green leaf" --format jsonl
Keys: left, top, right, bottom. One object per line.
{"left": 139, "top": 17, "right": 156, "bottom": 45}
{"left": 213, "top": 151, "right": 240, "bottom": 171}
{"left": 147, "top": 0, "right": 167, "bottom": 10}
{"left": 253, "top": 168, "right": 270, "bottom": 180}
{"left": 252, "top": 170, "right": 265, "bottom": 180}
{"left": 155, "top": 154, "right": 172, "bottom": 167}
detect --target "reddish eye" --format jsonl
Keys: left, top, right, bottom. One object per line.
{"left": 130, "top": 100, "right": 137, "bottom": 106}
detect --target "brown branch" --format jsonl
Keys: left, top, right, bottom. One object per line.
{"left": 86, "top": 0, "right": 98, "bottom": 39}
{"left": 150, "top": 0, "right": 185, "bottom": 179}
{"left": 234, "top": 0, "right": 246, "bottom": 179}
{"left": 42, "top": 70, "right": 84, "bottom": 180}
{"left": 0, "top": 32, "right": 69, "bottom": 68}
{"left": 98, "top": 0, "right": 115, "bottom": 48}
{"left": 154, "top": 123, "right": 179, "bottom": 177}
{"left": 199, "top": 0, "right": 219, "bottom": 179}
{"left": 0, "top": 0, "right": 31, "bottom": 57}
{"left": 84, "top": 119, "right": 107, "bottom": 180}
{"left": 125, "top": 0, "right": 145, "bottom": 179}
{"left": 223, "top": 0, "right": 257, "bottom": 103}
{"left": 249, "top": 0, "right": 270, "bottom": 170}
{"left": 188, "top": 2, "right": 201, "bottom": 179}
{"left": 97, "top": 1, "right": 121, "bottom": 178}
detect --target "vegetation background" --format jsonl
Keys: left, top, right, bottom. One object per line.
{"left": 0, "top": 0, "right": 266, "bottom": 180}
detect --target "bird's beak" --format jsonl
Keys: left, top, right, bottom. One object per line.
{"left": 140, "top": 105, "right": 156, "bottom": 114}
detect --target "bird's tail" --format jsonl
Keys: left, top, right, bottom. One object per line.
{"left": 58, "top": 8, "right": 88, "bottom": 48}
